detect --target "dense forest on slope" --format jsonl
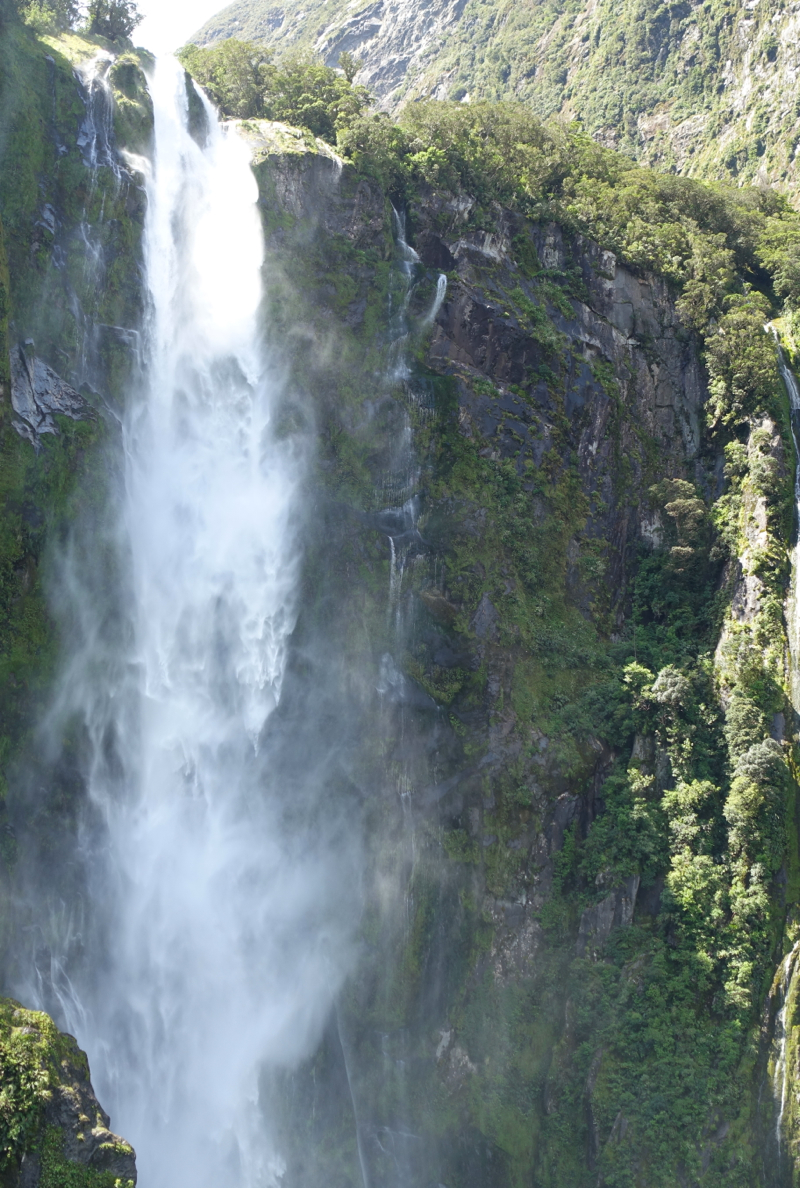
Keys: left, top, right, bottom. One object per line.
{"left": 191, "top": 0, "right": 800, "bottom": 200}
{"left": 2, "top": 0, "right": 800, "bottom": 1183}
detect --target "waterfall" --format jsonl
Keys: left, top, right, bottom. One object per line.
{"left": 29, "top": 56, "right": 357, "bottom": 1188}
{"left": 771, "top": 339, "right": 800, "bottom": 1163}
{"left": 778, "top": 342, "right": 800, "bottom": 712}
{"left": 774, "top": 948, "right": 794, "bottom": 1149}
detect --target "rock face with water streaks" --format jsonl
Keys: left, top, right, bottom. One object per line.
{"left": 10, "top": 344, "right": 91, "bottom": 448}
{"left": 249, "top": 133, "right": 800, "bottom": 1187}
{"left": 1, "top": 10, "right": 800, "bottom": 1187}
{"left": 0, "top": 21, "right": 147, "bottom": 1182}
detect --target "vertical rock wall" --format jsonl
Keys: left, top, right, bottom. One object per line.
{"left": 252, "top": 134, "right": 800, "bottom": 1187}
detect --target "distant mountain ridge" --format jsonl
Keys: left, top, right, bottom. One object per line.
{"left": 191, "top": 0, "right": 800, "bottom": 200}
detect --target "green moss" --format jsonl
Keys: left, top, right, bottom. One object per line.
{"left": 0, "top": 998, "right": 132, "bottom": 1186}
{"left": 0, "top": 413, "right": 107, "bottom": 818}
{"left": 108, "top": 53, "right": 154, "bottom": 156}
{"left": 39, "top": 1129, "right": 133, "bottom": 1188}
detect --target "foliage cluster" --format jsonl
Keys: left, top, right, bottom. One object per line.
{"left": 39, "top": 1127, "right": 134, "bottom": 1188}
{"left": 0, "top": 1000, "right": 132, "bottom": 1187}
{"left": 178, "top": 40, "right": 370, "bottom": 143}
{"left": 178, "top": 42, "right": 800, "bottom": 365}
{"left": 187, "top": 0, "right": 800, "bottom": 199}
{"left": 533, "top": 452, "right": 792, "bottom": 1183}
{"left": 341, "top": 102, "right": 800, "bottom": 312}
{"left": 12, "top": 0, "right": 139, "bottom": 40}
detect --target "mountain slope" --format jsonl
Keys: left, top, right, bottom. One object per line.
{"left": 190, "top": 0, "right": 800, "bottom": 200}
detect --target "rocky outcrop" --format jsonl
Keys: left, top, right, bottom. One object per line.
{"left": 0, "top": 998, "right": 135, "bottom": 1188}
{"left": 243, "top": 124, "right": 800, "bottom": 1188}
{"left": 10, "top": 344, "right": 91, "bottom": 449}
{"left": 576, "top": 875, "right": 640, "bottom": 957}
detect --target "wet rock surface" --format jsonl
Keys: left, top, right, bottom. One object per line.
{"left": 0, "top": 1000, "right": 136, "bottom": 1188}
{"left": 10, "top": 344, "right": 90, "bottom": 448}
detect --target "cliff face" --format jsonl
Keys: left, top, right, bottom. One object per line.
{"left": 1, "top": 14, "right": 800, "bottom": 1186}
{"left": 192, "top": 0, "right": 800, "bottom": 200}
{"left": 0, "top": 17, "right": 147, "bottom": 1180}
{"left": 239, "top": 126, "right": 800, "bottom": 1186}
{"left": 0, "top": 18, "right": 150, "bottom": 831}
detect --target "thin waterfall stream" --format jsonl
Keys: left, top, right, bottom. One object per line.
{"left": 779, "top": 342, "right": 800, "bottom": 713}
{"left": 774, "top": 337, "right": 800, "bottom": 1160}
{"left": 31, "top": 56, "right": 357, "bottom": 1188}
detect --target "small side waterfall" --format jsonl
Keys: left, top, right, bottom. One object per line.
{"left": 769, "top": 941, "right": 800, "bottom": 1170}
{"left": 380, "top": 210, "right": 446, "bottom": 627}
{"left": 774, "top": 947, "right": 796, "bottom": 1147}
{"left": 768, "top": 337, "right": 800, "bottom": 1170}
{"left": 76, "top": 52, "right": 119, "bottom": 171}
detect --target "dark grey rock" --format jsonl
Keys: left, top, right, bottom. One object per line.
{"left": 576, "top": 875, "right": 640, "bottom": 957}
{"left": 10, "top": 344, "right": 90, "bottom": 448}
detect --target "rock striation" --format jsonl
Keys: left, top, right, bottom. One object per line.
{"left": 10, "top": 344, "right": 91, "bottom": 449}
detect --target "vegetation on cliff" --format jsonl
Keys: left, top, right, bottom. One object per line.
{"left": 0, "top": 9, "right": 148, "bottom": 842}
{"left": 12, "top": 0, "right": 141, "bottom": 42}
{"left": 0, "top": 998, "right": 135, "bottom": 1187}
{"left": 236, "top": 51, "right": 800, "bottom": 1181}
{"left": 189, "top": 0, "right": 800, "bottom": 199}
{"left": 1, "top": 3, "right": 800, "bottom": 1184}
{"left": 177, "top": 40, "right": 371, "bottom": 141}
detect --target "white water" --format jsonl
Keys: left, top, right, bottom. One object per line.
{"left": 774, "top": 341, "right": 800, "bottom": 1158}
{"left": 42, "top": 58, "right": 355, "bottom": 1187}
{"left": 772, "top": 945, "right": 798, "bottom": 1150}
{"left": 779, "top": 343, "right": 800, "bottom": 712}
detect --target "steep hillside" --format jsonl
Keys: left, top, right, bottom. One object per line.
{"left": 0, "top": 8, "right": 150, "bottom": 883}
{"left": 215, "top": 96, "right": 800, "bottom": 1185}
{"left": 190, "top": 0, "right": 800, "bottom": 200}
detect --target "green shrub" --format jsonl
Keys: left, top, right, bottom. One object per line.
{"left": 178, "top": 41, "right": 371, "bottom": 141}
{"left": 704, "top": 292, "right": 780, "bottom": 426}
{"left": 86, "top": 0, "right": 141, "bottom": 41}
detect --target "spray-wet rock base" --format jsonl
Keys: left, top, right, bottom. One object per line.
{"left": 0, "top": 999, "right": 135, "bottom": 1188}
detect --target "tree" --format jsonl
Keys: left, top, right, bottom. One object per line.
{"left": 178, "top": 40, "right": 274, "bottom": 121}
{"left": 338, "top": 51, "right": 362, "bottom": 83}
{"left": 87, "top": 0, "right": 141, "bottom": 41}
{"left": 177, "top": 41, "right": 372, "bottom": 142}
{"left": 17, "top": 0, "right": 80, "bottom": 32}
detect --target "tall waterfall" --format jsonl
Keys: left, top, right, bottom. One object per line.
{"left": 780, "top": 344, "right": 800, "bottom": 713}
{"left": 34, "top": 57, "right": 357, "bottom": 1187}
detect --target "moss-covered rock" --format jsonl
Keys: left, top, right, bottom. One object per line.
{"left": 0, "top": 997, "right": 135, "bottom": 1188}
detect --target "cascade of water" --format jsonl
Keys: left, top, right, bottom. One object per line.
{"left": 76, "top": 52, "right": 120, "bottom": 172}
{"left": 379, "top": 210, "right": 446, "bottom": 626}
{"left": 68, "top": 51, "right": 139, "bottom": 399}
{"left": 421, "top": 273, "right": 448, "bottom": 328}
{"left": 29, "top": 56, "right": 356, "bottom": 1188}
{"left": 772, "top": 946, "right": 797, "bottom": 1150}
{"left": 777, "top": 341, "right": 800, "bottom": 711}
